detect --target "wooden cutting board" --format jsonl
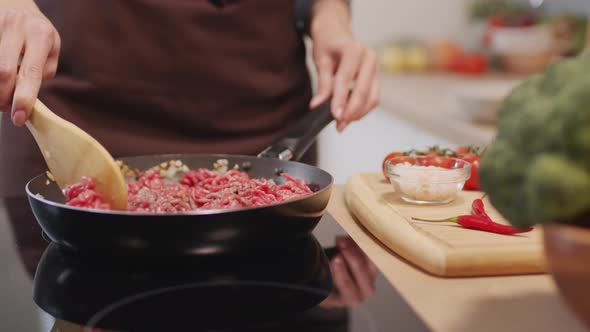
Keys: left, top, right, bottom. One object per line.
{"left": 344, "top": 173, "right": 547, "bottom": 277}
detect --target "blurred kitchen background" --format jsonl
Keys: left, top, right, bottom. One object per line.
{"left": 0, "top": 1, "right": 589, "bottom": 331}
{"left": 317, "top": 0, "right": 590, "bottom": 184}
{"left": 315, "top": 1, "right": 590, "bottom": 331}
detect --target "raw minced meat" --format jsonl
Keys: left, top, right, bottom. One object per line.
{"left": 64, "top": 176, "right": 112, "bottom": 210}
{"left": 63, "top": 166, "right": 313, "bottom": 213}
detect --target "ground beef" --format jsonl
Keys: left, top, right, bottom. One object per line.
{"left": 65, "top": 176, "right": 112, "bottom": 210}
{"left": 64, "top": 167, "right": 313, "bottom": 213}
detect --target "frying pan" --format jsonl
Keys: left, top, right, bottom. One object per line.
{"left": 26, "top": 98, "right": 335, "bottom": 254}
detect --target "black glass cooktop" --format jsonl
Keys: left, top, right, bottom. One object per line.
{"left": 0, "top": 197, "right": 428, "bottom": 332}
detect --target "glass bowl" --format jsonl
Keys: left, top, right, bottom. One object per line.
{"left": 385, "top": 156, "right": 471, "bottom": 205}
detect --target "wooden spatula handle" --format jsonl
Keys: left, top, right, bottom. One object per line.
{"left": 25, "top": 98, "right": 128, "bottom": 210}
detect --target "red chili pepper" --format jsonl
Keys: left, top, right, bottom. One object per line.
{"left": 471, "top": 198, "right": 490, "bottom": 220}
{"left": 412, "top": 215, "right": 533, "bottom": 236}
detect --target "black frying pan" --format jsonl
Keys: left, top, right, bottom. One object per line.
{"left": 26, "top": 99, "right": 335, "bottom": 255}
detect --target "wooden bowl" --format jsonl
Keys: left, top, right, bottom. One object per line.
{"left": 498, "top": 52, "right": 554, "bottom": 75}
{"left": 491, "top": 25, "right": 555, "bottom": 74}
{"left": 544, "top": 224, "right": 590, "bottom": 329}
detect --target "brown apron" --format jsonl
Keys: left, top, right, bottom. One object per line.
{"left": 0, "top": 0, "right": 314, "bottom": 198}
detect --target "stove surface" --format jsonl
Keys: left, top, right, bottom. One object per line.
{"left": 0, "top": 197, "right": 428, "bottom": 332}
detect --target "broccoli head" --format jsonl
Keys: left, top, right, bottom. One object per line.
{"left": 481, "top": 53, "right": 590, "bottom": 228}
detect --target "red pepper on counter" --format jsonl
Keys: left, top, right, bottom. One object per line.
{"left": 413, "top": 197, "right": 532, "bottom": 236}
{"left": 412, "top": 215, "right": 533, "bottom": 235}
{"left": 471, "top": 198, "right": 490, "bottom": 220}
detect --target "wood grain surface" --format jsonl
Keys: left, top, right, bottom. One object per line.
{"left": 26, "top": 100, "right": 127, "bottom": 210}
{"left": 326, "top": 185, "right": 587, "bottom": 332}
{"left": 344, "top": 173, "right": 546, "bottom": 277}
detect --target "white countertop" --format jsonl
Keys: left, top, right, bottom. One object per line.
{"left": 378, "top": 72, "right": 522, "bottom": 146}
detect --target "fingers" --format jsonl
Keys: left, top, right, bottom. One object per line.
{"left": 43, "top": 32, "right": 60, "bottom": 80}
{"left": 337, "top": 74, "right": 379, "bottom": 132}
{"left": 337, "top": 237, "right": 376, "bottom": 299}
{"left": 336, "top": 49, "right": 380, "bottom": 132}
{"left": 331, "top": 41, "right": 363, "bottom": 122}
{"left": 0, "top": 11, "right": 25, "bottom": 112}
{"left": 312, "top": 35, "right": 380, "bottom": 131}
{"left": 342, "top": 49, "right": 377, "bottom": 120}
{"left": 319, "top": 293, "right": 342, "bottom": 308}
{"left": 330, "top": 254, "right": 363, "bottom": 308}
{"left": 368, "top": 74, "right": 380, "bottom": 112}
{"left": 0, "top": 9, "right": 60, "bottom": 126}
{"left": 310, "top": 55, "right": 335, "bottom": 109}
{"left": 12, "top": 19, "right": 54, "bottom": 126}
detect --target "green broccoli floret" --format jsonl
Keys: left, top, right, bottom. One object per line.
{"left": 523, "top": 155, "right": 590, "bottom": 226}
{"left": 481, "top": 53, "right": 590, "bottom": 228}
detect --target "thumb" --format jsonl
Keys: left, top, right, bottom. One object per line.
{"left": 310, "top": 56, "right": 335, "bottom": 109}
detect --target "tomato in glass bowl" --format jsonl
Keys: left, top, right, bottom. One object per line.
{"left": 384, "top": 156, "right": 471, "bottom": 205}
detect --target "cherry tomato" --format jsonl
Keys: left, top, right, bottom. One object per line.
{"left": 455, "top": 147, "right": 470, "bottom": 155}
{"left": 449, "top": 54, "right": 465, "bottom": 72}
{"left": 450, "top": 53, "right": 488, "bottom": 75}
{"left": 382, "top": 152, "right": 405, "bottom": 181}
{"left": 397, "top": 156, "right": 417, "bottom": 163}
{"left": 461, "top": 53, "right": 488, "bottom": 75}
{"left": 422, "top": 156, "right": 455, "bottom": 169}
{"left": 488, "top": 15, "right": 506, "bottom": 28}
{"left": 461, "top": 154, "right": 481, "bottom": 190}
{"left": 508, "top": 14, "right": 536, "bottom": 27}
{"left": 431, "top": 41, "right": 463, "bottom": 70}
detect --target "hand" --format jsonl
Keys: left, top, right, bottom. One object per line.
{"left": 309, "top": 0, "right": 380, "bottom": 132}
{"left": 320, "top": 236, "right": 378, "bottom": 309}
{"left": 0, "top": 8, "right": 60, "bottom": 126}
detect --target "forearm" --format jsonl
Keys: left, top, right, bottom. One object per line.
{"left": 311, "top": 0, "right": 351, "bottom": 38}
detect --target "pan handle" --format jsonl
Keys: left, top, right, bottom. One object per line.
{"left": 258, "top": 97, "right": 333, "bottom": 161}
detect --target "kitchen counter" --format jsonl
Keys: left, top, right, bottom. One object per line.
{"left": 0, "top": 196, "right": 430, "bottom": 332}
{"left": 378, "top": 72, "right": 518, "bottom": 146}
{"left": 326, "top": 186, "right": 588, "bottom": 332}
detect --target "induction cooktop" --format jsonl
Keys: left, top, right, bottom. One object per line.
{"left": 0, "top": 196, "right": 429, "bottom": 332}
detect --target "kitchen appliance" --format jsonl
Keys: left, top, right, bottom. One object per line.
{"left": 34, "top": 236, "right": 332, "bottom": 331}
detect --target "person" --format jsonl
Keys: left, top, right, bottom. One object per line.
{"left": 0, "top": 0, "right": 379, "bottom": 197}
{"left": 0, "top": 0, "right": 378, "bottom": 308}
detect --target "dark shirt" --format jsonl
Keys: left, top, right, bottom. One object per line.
{"left": 0, "top": 0, "right": 314, "bottom": 198}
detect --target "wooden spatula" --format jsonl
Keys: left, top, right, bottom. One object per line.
{"left": 25, "top": 99, "right": 127, "bottom": 210}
